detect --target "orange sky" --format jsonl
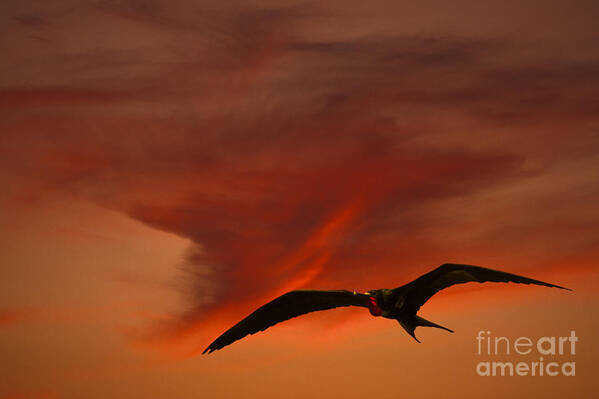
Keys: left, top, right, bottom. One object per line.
{"left": 1, "top": 1, "right": 599, "bottom": 398}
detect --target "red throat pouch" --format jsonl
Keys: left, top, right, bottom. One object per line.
{"left": 368, "top": 296, "right": 382, "bottom": 316}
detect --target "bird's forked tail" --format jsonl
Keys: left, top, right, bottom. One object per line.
{"left": 399, "top": 315, "right": 454, "bottom": 343}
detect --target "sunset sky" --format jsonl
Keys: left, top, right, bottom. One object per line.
{"left": 1, "top": 1, "right": 599, "bottom": 398}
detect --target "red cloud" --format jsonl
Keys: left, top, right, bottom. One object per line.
{"left": 0, "top": 308, "right": 32, "bottom": 328}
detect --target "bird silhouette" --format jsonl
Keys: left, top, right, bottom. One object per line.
{"left": 202, "top": 263, "right": 570, "bottom": 354}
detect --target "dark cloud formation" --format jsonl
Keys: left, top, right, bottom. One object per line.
{"left": 2, "top": 0, "right": 598, "bottom": 346}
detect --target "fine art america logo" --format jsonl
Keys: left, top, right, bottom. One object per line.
{"left": 476, "top": 330, "right": 577, "bottom": 377}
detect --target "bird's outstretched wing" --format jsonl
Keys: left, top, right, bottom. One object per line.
{"left": 400, "top": 263, "right": 570, "bottom": 313}
{"left": 203, "top": 290, "right": 371, "bottom": 354}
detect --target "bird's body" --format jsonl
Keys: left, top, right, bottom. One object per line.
{"left": 203, "top": 263, "right": 570, "bottom": 354}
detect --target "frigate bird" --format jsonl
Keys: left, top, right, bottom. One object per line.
{"left": 202, "top": 263, "right": 570, "bottom": 354}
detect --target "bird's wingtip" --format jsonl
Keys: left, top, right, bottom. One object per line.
{"left": 555, "top": 284, "right": 573, "bottom": 291}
